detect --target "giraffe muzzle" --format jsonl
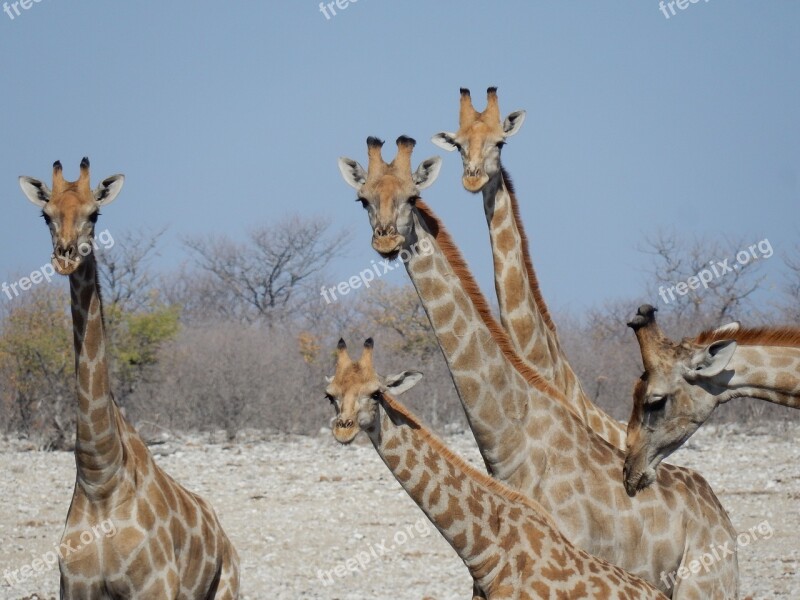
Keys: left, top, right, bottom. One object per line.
{"left": 622, "top": 451, "right": 655, "bottom": 497}
{"left": 371, "top": 233, "right": 405, "bottom": 258}
{"left": 52, "top": 242, "right": 83, "bottom": 275}
{"left": 333, "top": 418, "right": 359, "bottom": 444}
{"left": 462, "top": 172, "right": 488, "bottom": 192}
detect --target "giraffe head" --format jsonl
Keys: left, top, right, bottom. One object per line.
{"left": 325, "top": 338, "right": 422, "bottom": 444}
{"left": 19, "top": 158, "right": 124, "bottom": 276}
{"left": 622, "top": 304, "right": 738, "bottom": 496}
{"left": 338, "top": 136, "right": 441, "bottom": 259}
{"left": 432, "top": 87, "right": 526, "bottom": 192}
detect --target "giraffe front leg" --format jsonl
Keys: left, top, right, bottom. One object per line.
{"left": 211, "top": 548, "right": 240, "bottom": 600}
{"left": 472, "top": 580, "right": 487, "bottom": 599}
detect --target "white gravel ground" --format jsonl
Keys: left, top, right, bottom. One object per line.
{"left": 0, "top": 423, "right": 798, "bottom": 599}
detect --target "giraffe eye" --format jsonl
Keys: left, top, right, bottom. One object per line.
{"left": 407, "top": 196, "right": 419, "bottom": 205}
{"left": 41, "top": 212, "right": 52, "bottom": 225}
{"left": 325, "top": 393, "right": 336, "bottom": 405}
{"left": 642, "top": 395, "right": 668, "bottom": 428}
{"left": 356, "top": 197, "right": 369, "bottom": 208}
{"left": 370, "top": 390, "right": 382, "bottom": 401}
{"left": 88, "top": 211, "right": 100, "bottom": 224}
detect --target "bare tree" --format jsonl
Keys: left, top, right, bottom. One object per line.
{"left": 640, "top": 230, "right": 772, "bottom": 329}
{"left": 96, "top": 227, "right": 167, "bottom": 314}
{"left": 782, "top": 242, "right": 800, "bottom": 322}
{"left": 182, "top": 216, "right": 346, "bottom": 324}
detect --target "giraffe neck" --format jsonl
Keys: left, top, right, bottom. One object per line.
{"left": 403, "top": 201, "right": 572, "bottom": 480}
{"left": 366, "top": 394, "right": 537, "bottom": 583}
{"left": 365, "top": 394, "right": 666, "bottom": 599}
{"left": 720, "top": 345, "right": 800, "bottom": 408}
{"left": 480, "top": 171, "right": 627, "bottom": 450}
{"left": 69, "top": 255, "right": 125, "bottom": 497}
{"left": 391, "top": 209, "right": 736, "bottom": 598}
{"left": 482, "top": 168, "right": 556, "bottom": 337}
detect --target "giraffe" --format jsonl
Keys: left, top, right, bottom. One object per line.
{"left": 624, "top": 303, "right": 800, "bottom": 496}
{"left": 432, "top": 87, "right": 627, "bottom": 450}
{"left": 338, "top": 137, "right": 739, "bottom": 597}
{"left": 326, "top": 338, "right": 668, "bottom": 600}
{"left": 19, "top": 159, "right": 239, "bottom": 599}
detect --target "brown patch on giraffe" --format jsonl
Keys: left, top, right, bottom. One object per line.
{"left": 91, "top": 365, "right": 109, "bottom": 396}
{"left": 495, "top": 225, "right": 515, "bottom": 255}
{"left": 503, "top": 266, "right": 525, "bottom": 311}
{"left": 137, "top": 497, "right": 156, "bottom": 530}
{"left": 127, "top": 546, "right": 154, "bottom": 581}
{"left": 422, "top": 447, "right": 441, "bottom": 474}
{"left": 142, "top": 577, "right": 168, "bottom": 597}
{"left": 428, "top": 482, "right": 443, "bottom": 507}
{"left": 382, "top": 434, "right": 401, "bottom": 451}
{"left": 477, "top": 400, "right": 503, "bottom": 429}
{"left": 450, "top": 531, "right": 467, "bottom": 551}
{"left": 775, "top": 370, "right": 799, "bottom": 391}
{"left": 409, "top": 470, "right": 431, "bottom": 498}
{"left": 405, "top": 448, "right": 419, "bottom": 471}
{"left": 436, "top": 495, "right": 466, "bottom": 530}
{"left": 510, "top": 315, "right": 536, "bottom": 351}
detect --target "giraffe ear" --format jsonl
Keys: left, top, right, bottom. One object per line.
{"left": 431, "top": 132, "right": 459, "bottom": 152}
{"left": 412, "top": 157, "right": 442, "bottom": 190}
{"left": 94, "top": 175, "right": 124, "bottom": 206}
{"left": 19, "top": 176, "right": 51, "bottom": 207}
{"left": 502, "top": 110, "right": 526, "bottom": 137}
{"left": 338, "top": 157, "right": 367, "bottom": 189}
{"left": 384, "top": 371, "right": 423, "bottom": 396}
{"left": 687, "top": 340, "right": 737, "bottom": 379}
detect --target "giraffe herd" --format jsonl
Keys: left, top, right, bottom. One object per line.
{"left": 15, "top": 87, "right": 798, "bottom": 598}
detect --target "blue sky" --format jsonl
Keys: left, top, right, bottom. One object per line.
{"left": 1, "top": 1, "right": 797, "bottom": 313}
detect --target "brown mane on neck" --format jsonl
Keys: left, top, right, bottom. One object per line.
{"left": 380, "top": 391, "right": 558, "bottom": 528}
{"left": 414, "top": 200, "right": 571, "bottom": 406}
{"left": 500, "top": 167, "right": 557, "bottom": 333}
{"left": 694, "top": 326, "right": 800, "bottom": 348}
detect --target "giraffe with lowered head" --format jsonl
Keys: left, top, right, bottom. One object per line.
{"left": 19, "top": 159, "right": 239, "bottom": 599}
{"left": 326, "top": 337, "right": 668, "bottom": 600}
{"left": 624, "top": 303, "right": 800, "bottom": 495}
{"left": 432, "top": 87, "right": 627, "bottom": 450}
{"left": 338, "top": 137, "right": 739, "bottom": 597}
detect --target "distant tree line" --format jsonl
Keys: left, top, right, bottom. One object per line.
{"left": 1, "top": 218, "right": 797, "bottom": 449}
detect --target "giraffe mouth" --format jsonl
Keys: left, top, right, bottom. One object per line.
{"left": 52, "top": 254, "right": 82, "bottom": 276}
{"left": 372, "top": 234, "right": 404, "bottom": 259}
{"left": 463, "top": 175, "right": 488, "bottom": 192}
{"left": 332, "top": 426, "right": 359, "bottom": 445}
{"left": 623, "top": 453, "right": 658, "bottom": 497}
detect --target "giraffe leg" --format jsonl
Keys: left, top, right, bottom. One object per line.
{"left": 211, "top": 545, "right": 240, "bottom": 599}
{"left": 472, "top": 581, "right": 487, "bottom": 599}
